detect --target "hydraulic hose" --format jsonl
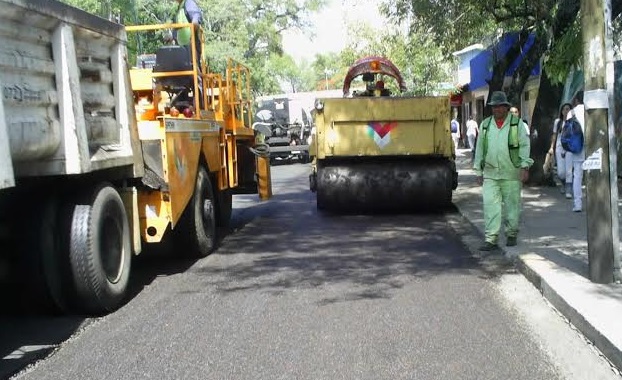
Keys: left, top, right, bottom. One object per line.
{"left": 249, "top": 142, "right": 270, "bottom": 158}
{"left": 249, "top": 122, "right": 272, "bottom": 157}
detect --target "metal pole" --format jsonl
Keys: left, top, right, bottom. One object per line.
{"left": 324, "top": 68, "right": 329, "bottom": 90}
{"left": 581, "top": 0, "right": 619, "bottom": 283}
{"left": 603, "top": 0, "right": 622, "bottom": 282}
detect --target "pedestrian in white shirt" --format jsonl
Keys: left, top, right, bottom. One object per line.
{"left": 450, "top": 115, "right": 460, "bottom": 152}
{"left": 548, "top": 103, "right": 573, "bottom": 196}
{"left": 567, "top": 91, "right": 585, "bottom": 212}
{"left": 510, "top": 106, "right": 531, "bottom": 137}
{"left": 466, "top": 115, "right": 479, "bottom": 151}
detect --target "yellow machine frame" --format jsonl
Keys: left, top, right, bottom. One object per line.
{"left": 313, "top": 97, "right": 452, "bottom": 159}
{"left": 126, "top": 23, "right": 271, "bottom": 243}
{"left": 309, "top": 56, "right": 457, "bottom": 212}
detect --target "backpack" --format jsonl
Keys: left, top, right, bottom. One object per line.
{"left": 560, "top": 115, "right": 584, "bottom": 153}
{"left": 480, "top": 115, "right": 521, "bottom": 169}
{"left": 450, "top": 120, "right": 459, "bottom": 133}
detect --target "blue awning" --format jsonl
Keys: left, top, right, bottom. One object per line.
{"left": 469, "top": 32, "right": 541, "bottom": 91}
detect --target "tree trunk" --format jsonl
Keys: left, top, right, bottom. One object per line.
{"left": 484, "top": 63, "right": 506, "bottom": 119}
{"left": 484, "top": 32, "right": 530, "bottom": 118}
{"left": 527, "top": 71, "right": 563, "bottom": 185}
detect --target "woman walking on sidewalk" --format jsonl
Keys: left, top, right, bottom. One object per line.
{"left": 567, "top": 91, "right": 585, "bottom": 212}
{"left": 466, "top": 114, "right": 479, "bottom": 155}
{"left": 549, "top": 103, "right": 573, "bottom": 197}
{"left": 473, "top": 91, "right": 534, "bottom": 251}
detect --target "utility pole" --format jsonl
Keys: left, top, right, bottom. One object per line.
{"left": 324, "top": 68, "right": 330, "bottom": 91}
{"left": 581, "top": 0, "right": 621, "bottom": 283}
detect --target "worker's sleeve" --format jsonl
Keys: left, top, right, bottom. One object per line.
{"left": 472, "top": 122, "right": 485, "bottom": 176}
{"left": 518, "top": 121, "right": 534, "bottom": 169}
{"left": 185, "top": 0, "right": 203, "bottom": 24}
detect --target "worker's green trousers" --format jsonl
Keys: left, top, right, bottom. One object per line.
{"left": 482, "top": 178, "right": 522, "bottom": 244}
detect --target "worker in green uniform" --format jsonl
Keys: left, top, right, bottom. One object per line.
{"left": 172, "top": 0, "right": 203, "bottom": 68}
{"left": 473, "top": 91, "right": 534, "bottom": 251}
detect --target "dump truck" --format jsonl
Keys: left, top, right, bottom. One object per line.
{"left": 309, "top": 56, "right": 457, "bottom": 212}
{"left": 254, "top": 95, "right": 312, "bottom": 163}
{"left": 0, "top": 0, "right": 271, "bottom": 315}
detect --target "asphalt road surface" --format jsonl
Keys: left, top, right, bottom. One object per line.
{"left": 1, "top": 163, "right": 620, "bottom": 380}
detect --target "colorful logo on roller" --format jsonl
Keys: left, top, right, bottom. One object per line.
{"left": 367, "top": 121, "right": 397, "bottom": 149}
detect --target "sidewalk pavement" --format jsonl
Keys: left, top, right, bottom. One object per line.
{"left": 452, "top": 148, "right": 622, "bottom": 372}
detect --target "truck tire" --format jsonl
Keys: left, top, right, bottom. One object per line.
{"left": 69, "top": 185, "right": 131, "bottom": 314}
{"left": 38, "top": 199, "right": 75, "bottom": 312}
{"left": 19, "top": 197, "right": 74, "bottom": 313}
{"left": 175, "top": 166, "right": 217, "bottom": 257}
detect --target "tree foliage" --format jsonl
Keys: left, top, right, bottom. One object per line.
{"left": 310, "top": 52, "right": 346, "bottom": 91}
{"left": 380, "top": 0, "right": 622, "bottom": 92}
{"left": 379, "top": 0, "right": 497, "bottom": 57}
{"left": 267, "top": 54, "right": 315, "bottom": 93}
{"left": 377, "top": 0, "right": 622, "bottom": 183}
{"left": 58, "top": 0, "right": 326, "bottom": 94}
{"left": 334, "top": 19, "right": 453, "bottom": 96}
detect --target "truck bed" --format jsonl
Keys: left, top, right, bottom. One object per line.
{"left": 0, "top": 0, "right": 142, "bottom": 190}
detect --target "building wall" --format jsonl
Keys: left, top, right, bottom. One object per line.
{"left": 521, "top": 77, "right": 541, "bottom": 126}
{"left": 455, "top": 49, "right": 483, "bottom": 85}
{"left": 459, "top": 75, "right": 539, "bottom": 137}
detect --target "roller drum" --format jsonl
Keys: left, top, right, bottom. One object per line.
{"left": 316, "top": 159, "right": 456, "bottom": 212}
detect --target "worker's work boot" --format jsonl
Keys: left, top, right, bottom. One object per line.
{"left": 506, "top": 236, "right": 517, "bottom": 247}
{"left": 478, "top": 241, "right": 499, "bottom": 251}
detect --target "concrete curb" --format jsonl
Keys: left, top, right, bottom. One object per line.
{"left": 451, "top": 149, "right": 622, "bottom": 372}
{"left": 449, "top": 201, "right": 622, "bottom": 372}
{"left": 444, "top": 210, "right": 516, "bottom": 277}
{"left": 516, "top": 254, "right": 622, "bottom": 372}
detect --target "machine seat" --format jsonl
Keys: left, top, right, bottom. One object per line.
{"left": 153, "top": 46, "right": 193, "bottom": 89}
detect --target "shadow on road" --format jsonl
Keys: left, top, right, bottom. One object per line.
{"left": 189, "top": 185, "right": 510, "bottom": 305}
{"left": 453, "top": 149, "right": 594, "bottom": 280}
{"left": 0, "top": 162, "right": 512, "bottom": 378}
{"left": 0, "top": 313, "right": 85, "bottom": 379}
{"left": 0, "top": 242, "right": 203, "bottom": 380}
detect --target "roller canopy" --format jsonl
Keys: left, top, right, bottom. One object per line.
{"left": 342, "top": 56, "right": 408, "bottom": 97}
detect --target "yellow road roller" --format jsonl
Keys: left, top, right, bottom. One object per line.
{"left": 309, "top": 56, "right": 458, "bottom": 212}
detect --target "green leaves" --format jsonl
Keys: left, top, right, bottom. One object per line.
{"left": 543, "top": 12, "right": 582, "bottom": 85}
{"left": 334, "top": 12, "right": 454, "bottom": 96}
{"left": 377, "top": 0, "right": 622, "bottom": 91}
{"left": 380, "top": 0, "right": 496, "bottom": 57}
{"left": 58, "top": 0, "right": 328, "bottom": 94}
